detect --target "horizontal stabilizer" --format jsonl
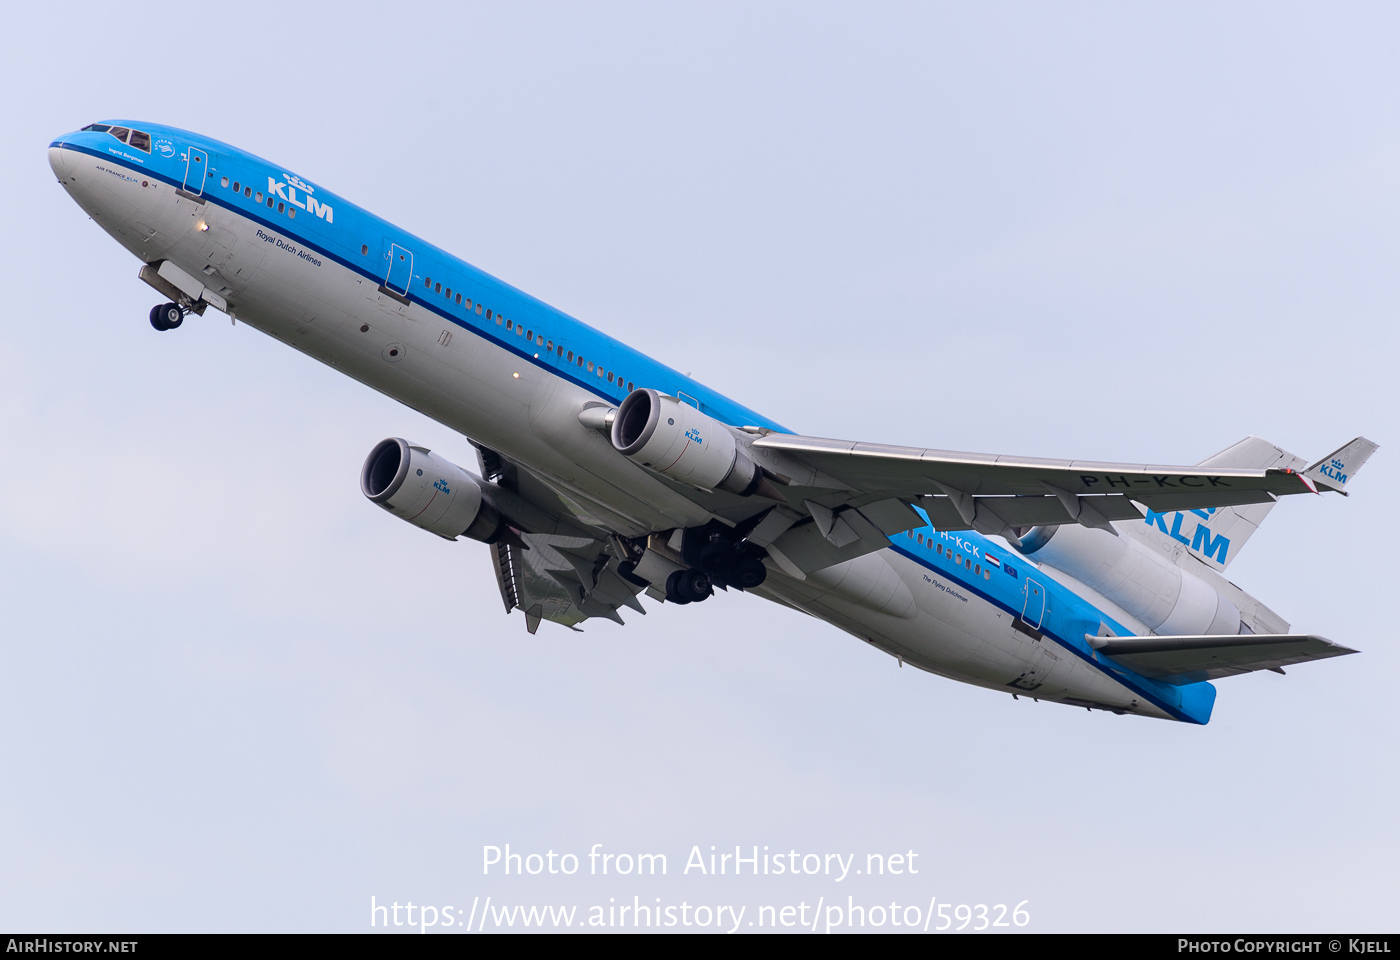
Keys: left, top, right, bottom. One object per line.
{"left": 1303, "top": 437, "right": 1379, "bottom": 494}
{"left": 1085, "top": 633, "right": 1357, "bottom": 685}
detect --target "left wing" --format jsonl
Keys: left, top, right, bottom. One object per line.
{"left": 476, "top": 444, "right": 646, "bottom": 633}
{"left": 1085, "top": 633, "right": 1357, "bottom": 685}
{"left": 493, "top": 533, "right": 645, "bottom": 634}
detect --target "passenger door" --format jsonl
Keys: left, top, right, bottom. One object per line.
{"left": 181, "top": 147, "right": 208, "bottom": 198}
{"left": 381, "top": 240, "right": 415, "bottom": 298}
{"left": 1021, "top": 578, "right": 1046, "bottom": 631}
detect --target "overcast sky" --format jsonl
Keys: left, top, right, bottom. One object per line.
{"left": 1, "top": 1, "right": 1396, "bottom": 933}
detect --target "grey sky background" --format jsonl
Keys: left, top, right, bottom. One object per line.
{"left": 1, "top": 1, "right": 1396, "bottom": 932}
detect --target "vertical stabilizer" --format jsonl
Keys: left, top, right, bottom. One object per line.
{"left": 1119, "top": 437, "right": 1305, "bottom": 572}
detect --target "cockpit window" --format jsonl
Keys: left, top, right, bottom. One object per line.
{"left": 127, "top": 129, "right": 151, "bottom": 152}
{"left": 81, "top": 123, "right": 111, "bottom": 133}
{"left": 107, "top": 126, "right": 131, "bottom": 144}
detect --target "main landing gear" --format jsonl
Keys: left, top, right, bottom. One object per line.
{"left": 149, "top": 302, "right": 185, "bottom": 331}
{"left": 654, "top": 520, "right": 772, "bottom": 605}
{"left": 665, "top": 568, "right": 714, "bottom": 605}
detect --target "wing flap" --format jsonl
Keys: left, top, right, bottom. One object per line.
{"left": 1086, "top": 633, "right": 1357, "bottom": 684}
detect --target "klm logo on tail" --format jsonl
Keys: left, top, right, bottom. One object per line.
{"left": 1319, "top": 458, "right": 1350, "bottom": 486}
{"left": 1145, "top": 509, "right": 1230, "bottom": 565}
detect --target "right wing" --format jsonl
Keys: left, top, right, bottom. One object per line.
{"left": 740, "top": 432, "right": 1373, "bottom": 576}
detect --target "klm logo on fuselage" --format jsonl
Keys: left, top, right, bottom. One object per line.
{"left": 685, "top": 427, "right": 704, "bottom": 444}
{"left": 1320, "top": 458, "right": 1349, "bottom": 486}
{"left": 1145, "top": 508, "right": 1230, "bottom": 565}
{"left": 434, "top": 479, "right": 451, "bottom": 494}
{"left": 267, "top": 173, "right": 333, "bottom": 223}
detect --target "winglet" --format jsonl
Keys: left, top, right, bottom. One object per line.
{"left": 1304, "top": 437, "right": 1379, "bottom": 495}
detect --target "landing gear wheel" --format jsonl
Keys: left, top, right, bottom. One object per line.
{"left": 666, "top": 568, "right": 713, "bottom": 604}
{"left": 731, "top": 558, "right": 768, "bottom": 590}
{"left": 150, "top": 302, "right": 183, "bottom": 331}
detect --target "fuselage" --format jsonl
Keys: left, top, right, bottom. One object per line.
{"left": 48, "top": 120, "right": 1220, "bottom": 724}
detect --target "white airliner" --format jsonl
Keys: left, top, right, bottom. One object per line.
{"left": 48, "top": 120, "right": 1378, "bottom": 724}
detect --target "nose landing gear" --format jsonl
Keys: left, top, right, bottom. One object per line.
{"left": 149, "top": 302, "right": 185, "bottom": 331}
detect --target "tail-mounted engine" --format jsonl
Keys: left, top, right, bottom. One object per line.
{"left": 360, "top": 437, "right": 509, "bottom": 543}
{"left": 1019, "top": 523, "right": 1240, "bottom": 636}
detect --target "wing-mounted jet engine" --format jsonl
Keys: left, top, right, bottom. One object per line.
{"left": 360, "top": 437, "right": 512, "bottom": 544}
{"left": 609, "top": 388, "right": 786, "bottom": 501}
{"left": 1016, "top": 522, "right": 1242, "bottom": 636}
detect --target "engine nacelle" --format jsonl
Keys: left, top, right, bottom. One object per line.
{"left": 1020, "top": 523, "right": 1240, "bottom": 636}
{"left": 611, "top": 388, "right": 763, "bottom": 495}
{"left": 360, "top": 438, "right": 506, "bottom": 542}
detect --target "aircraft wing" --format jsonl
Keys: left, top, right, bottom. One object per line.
{"left": 492, "top": 532, "right": 646, "bottom": 634}
{"left": 476, "top": 444, "right": 646, "bottom": 633}
{"left": 748, "top": 432, "right": 1337, "bottom": 550}
{"left": 1085, "top": 633, "right": 1357, "bottom": 685}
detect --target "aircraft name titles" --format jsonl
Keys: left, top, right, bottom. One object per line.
{"left": 256, "top": 229, "right": 322, "bottom": 267}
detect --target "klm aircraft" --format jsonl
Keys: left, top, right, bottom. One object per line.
{"left": 48, "top": 120, "right": 1378, "bottom": 724}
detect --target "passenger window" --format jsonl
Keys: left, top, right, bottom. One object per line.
{"left": 567, "top": 351, "right": 574, "bottom": 362}
{"left": 221, "top": 177, "right": 229, "bottom": 188}
{"left": 486, "top": 309, "right": 493, "bottom": 320}
{"left": 955, "top": 554, "right": 962, "bottom": 564}
{"left": 517, "top": 326, "right": 524, "bottom": 336}
{"left": 916, "top": 533, "right": 923, "bottom": 544}
{"left": 425, "top": 277, "right": 432, "bottom": 288}
{"left": 587, "top": 361, "right": 594, "bottom": 372}
{"left": 128, "top": 130, "right": 151, "bottom": 152}
{"left": 607, "top": 372, "right": 615, "bottom": 383}
{"left": 233, "top": 181, "right": 240, "bottom": 193}
{"left": 473, "top": 302, "right": 480, "bottom": 313}
{"left": 936, "top": 544, "right": 943, "bottom": 555}
{"left": 245, "top": 187, "right": 252, "bottom": 198}
{"left": 445, "top": 287, "right": 451, "bottom": 298}
{"left": 526, "top": 329, "right": 533, "bottom": 340}
{"left": 974, "top": 564, "right": 981, "bottom": 575}
{"left": 287, "top": 207, "right": 295, "bottom": 218}
{"left": 505, "top": 320, "right": 513, "bottom": 331}
{"left": 626, "top": 381, "right": 634, "bottom": 392}
{"left": 108, "top": 126, "right": 130, "bottom": 143}
{"left": 984, "top": 570, "right": 991, "bottom": 580}
{"left": 362, "top": 244, "right": 369, "bottom": 255}
{"left": 255, "top": 191, "right": 263, "bottom": 202}
{"left": 546, "top": 340, "right": 554, "bottom": 351}
{"left": 578, "top": 356, "right": 585, "bottom": 367}
{"left": 434, "top": 282, "right": 442, "bottom": 294}
{"left": 277, "top": 201, "right": 285, "bottom": 213}
{"left": 455, "top": 293, "right": 462, "bottom": 305}
{"left": 266, "top": 197, "right": 274, "bottom": 208}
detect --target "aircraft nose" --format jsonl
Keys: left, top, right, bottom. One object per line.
{"left": 48, "top": 144, "right": 75, "bottom": 181}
